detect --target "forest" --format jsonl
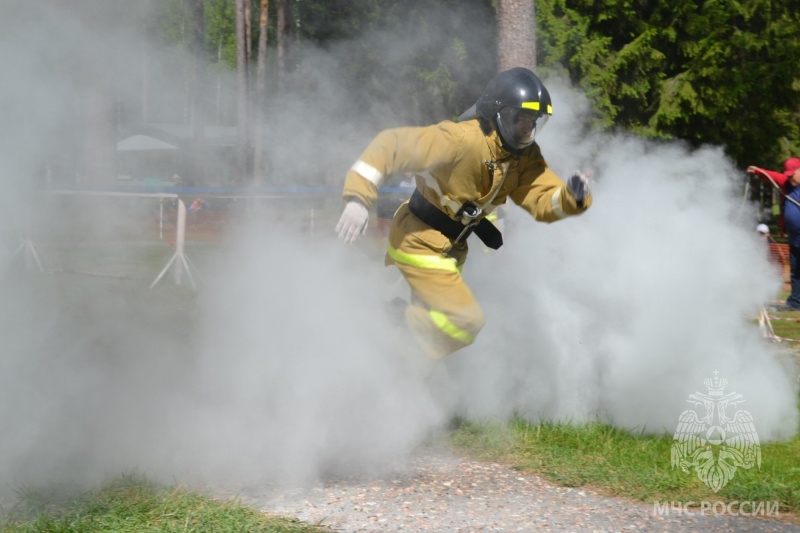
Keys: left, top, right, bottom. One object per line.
{"left": 4, "top": 0, "right": 800, "bottom": 187}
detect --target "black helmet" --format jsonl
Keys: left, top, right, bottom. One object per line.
{"left": 475, "top": 67, "right": 552, "bottom": 149}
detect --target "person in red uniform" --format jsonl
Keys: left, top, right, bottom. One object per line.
{"left": 748, "top": 158, "right": 800, "bottom": 309}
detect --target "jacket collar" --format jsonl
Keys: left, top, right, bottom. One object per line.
{"left": 485, "top": 129, "right": 515, "bottom": 162}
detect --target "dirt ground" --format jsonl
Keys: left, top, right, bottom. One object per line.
{"left": 234, "top": 445, "right": 800, "bottom": 533}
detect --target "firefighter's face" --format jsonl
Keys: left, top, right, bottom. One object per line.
{"left": 496, "top": 107, "right": 546, "bottom": 149}
{"left": 512, "top": 112, "right": 535, "bottom": 138}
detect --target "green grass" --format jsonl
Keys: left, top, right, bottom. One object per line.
{"left": 449, "top": 408, "right": 800, "bottom": 517}
{"left": 449, "top": 294, "right": 800, "bottom": 513}
{"left": 0, "top": 474, "right": 326, "bottom": 533}
{"left": 768, "top": 307, "right": 800, "bottom": 342}
{"left": 765, "top": 288, "right": 800, "bottom": 341}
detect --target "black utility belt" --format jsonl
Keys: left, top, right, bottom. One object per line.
{"left": 407, "top": 189, "right": 503, "bottom": 250}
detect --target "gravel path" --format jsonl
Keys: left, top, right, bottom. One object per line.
{"left": 237, "top": 445, "right": 799, "bottom": 533}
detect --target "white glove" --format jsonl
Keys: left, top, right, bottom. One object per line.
{"left": 566, "top": 171, "right": 591, "bottom": 205}
{"left": 335, "top": 200, "right": 370, "bottom": 243}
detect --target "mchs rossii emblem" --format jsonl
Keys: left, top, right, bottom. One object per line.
{"left": 671, "top": 370, "right": 761, "bottom": 492}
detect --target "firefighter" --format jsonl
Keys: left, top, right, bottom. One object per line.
{"left": 336, "top": 67, "right": 593, "bottom": 359}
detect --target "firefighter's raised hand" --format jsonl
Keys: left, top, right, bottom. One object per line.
{"left": 336, "top": 199, "right": 370, "bottom": 243}
{"left": 566, "top": 171, "right": 590, "bottom": 206}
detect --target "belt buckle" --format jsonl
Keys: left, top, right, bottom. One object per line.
{"left": 458, "top": 202, "right": 482, "bottom": 225}
{"left": 454, "top": 203, "right": 482, "bottom": 244}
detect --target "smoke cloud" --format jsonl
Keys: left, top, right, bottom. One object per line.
{"left": 0, "top": 0, "right": 796, "bottom": 507}
{"left": 454, "top": 76, "right": 798, "bottom": 439}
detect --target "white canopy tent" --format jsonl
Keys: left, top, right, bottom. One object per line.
{"left": 117, "top": 134, "right": 179, "bottom": 152}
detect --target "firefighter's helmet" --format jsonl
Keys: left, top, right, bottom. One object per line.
{"left": 476, "top": 67, "right": 552, "bottom": 149}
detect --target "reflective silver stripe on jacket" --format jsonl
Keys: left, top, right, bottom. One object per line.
{"left": 351, "top": 160, "right": 384, "bottom": 187}
{"left": 551, "top": 187, "right": 566, "bottom": 219}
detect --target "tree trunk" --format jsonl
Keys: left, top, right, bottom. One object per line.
{"left": 253, "top": 0, "right": 269, "bottom": 186}
{"left": 82, "top": 83, "right": 115, "bottom": 183}
{"left": 235, "top": 0, "right": 249, "bottom": 183}
{"left": 216, "top": 38, "right": 223, "bottom": 124}
{"left": 190, "top": 0, "right": 206, "bottom": 184}
{"left": 141, "top": 42, "right": 149, "bottom": 122}
{"left": 245, "top": 0, "right": 252, "bottom": 64}
{"left": 276, "top": 0, "right": 290, "bottom": 92}
{"left": 496, "top": 0, "right": 537, "bottom": 72}
{"left": 80, "top": 35, "right": 115, "bottom": 183}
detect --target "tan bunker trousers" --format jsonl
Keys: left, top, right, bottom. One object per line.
{"left": 386, "top": 203, "right": 485, "bottom": 359}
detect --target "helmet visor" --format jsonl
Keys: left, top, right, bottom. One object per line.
{"left": 496, "top": 107, "right": 550, "bottom": 149}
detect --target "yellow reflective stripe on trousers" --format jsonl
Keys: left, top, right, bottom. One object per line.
{"left": 387, "top": 244, "right": 460, "bottom": 272}
{"left": 429, "top": 309, "right": 474, "bottom": 344}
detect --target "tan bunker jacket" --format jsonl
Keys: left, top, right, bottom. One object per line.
{"left": 342, "top": 118, "right": 592, "bottom": 358}
{"left": 343, "top": 118, "right": 591, "bottom": 246}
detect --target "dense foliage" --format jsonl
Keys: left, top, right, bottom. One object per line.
{"left": 536, "top": 0, "right": 800, "bottom": 167}
{"left": 152, "top": 0, "right": 496, "bottom": 125}
{"left": 152, "top": 0, "right": 800, "bottom": 168}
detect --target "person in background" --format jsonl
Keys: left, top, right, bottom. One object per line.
{"left": 335, "top": 67, "right": 593, "bottom": 359}
{"left": 756, "top": 223, "right": 792, "bottom": 300}
{"left": 188, "top": 198, "right": 207, "bottom": 212}
{"left": 748, "top": 158, "right": 800, "bottom": 309}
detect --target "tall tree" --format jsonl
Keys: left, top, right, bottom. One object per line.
{"left": 496, "top": 0, "right": 537, "bottom": 72}
{"left": 244, "top": 0, "right": 253, "bottom": 65}
{"left": 535, "top": 0, "right": 800, "bottom": 167}
{"left": 276, "top": 0, "right": 291, "bottom": 92}
{"left": 189, "top": 0, "right": 207, "bottom": 183}
{"left": 80, "top": 6, "right": 118, "bottom": 183}
{"left": 253, "top": 0, "right": 269, "bottom": 185}
{"left": 235, "top": 0, "right": 249, "bottom": 181}
{"left": 204, "top": 0, "right": 236, "bottom": 124}
{"left": 141, "top": 41, "right": 150, "bottom": 122}
{"left": 82, "top": 75, "right": 115, "bottom": 183}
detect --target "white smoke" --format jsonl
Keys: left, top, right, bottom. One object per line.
{"left": 165, "top": 226, "right": 446, "bottom": 487}
{"left": 451, "top": 75, "right": 798, "bottom": 440}
{"left": 0, "top": 0, "right": 796, "bottom": 507}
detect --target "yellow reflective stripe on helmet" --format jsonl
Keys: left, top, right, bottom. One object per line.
{"left": 387, "top": 244, "right": 460, "bottom": 272}
{"left": 429, "top": 309, "right": 475, "bottom": 344}
{"left": 521, "top": 101, "right": 553, "bottom": 115}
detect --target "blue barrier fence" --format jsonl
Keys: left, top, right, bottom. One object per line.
{"left": 43, "top": 184, "right": 413, "bottom": 196}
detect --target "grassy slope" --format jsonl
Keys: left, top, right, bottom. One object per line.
{"left": 449, "top": 409, "right": 800, "bottom": 519}
{"left": 446, "top": 300, "right": 800, "bottom": 517}
{"left": 1, "top": 476, "right": 326, "bottom": 533}
{"left": 445, "top": 303, "right": 800, "bottom": 518}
